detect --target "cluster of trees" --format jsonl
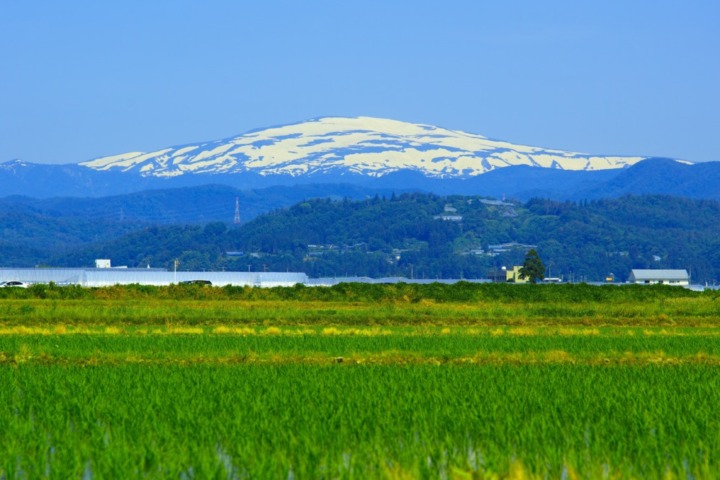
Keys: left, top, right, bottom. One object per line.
{"left": 0, "top": 208, "right": 143, "bottom": 267}
{"left": 5, "top": 193, "right": 720, "bottom": 283}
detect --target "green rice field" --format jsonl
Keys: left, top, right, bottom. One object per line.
{"left": 1, "top": 283, "right": 720, "bottom": 478}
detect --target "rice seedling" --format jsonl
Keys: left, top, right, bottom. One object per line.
{"left": 0, "top": 363, "right": 718, "bottom": 478}
{"left": 0, "top": 283, "right": 717, "bottom": 478}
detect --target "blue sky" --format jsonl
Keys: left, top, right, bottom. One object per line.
{"left": 1, "top": 1, "right": 718, "bottom": 164}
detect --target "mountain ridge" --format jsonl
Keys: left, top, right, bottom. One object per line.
{"left": 1, "top": 157, "right": 719, "bottom": 201}
{"left": 80, "top": 116, "right": 648, "bottom": 178}
{"left": 0, "top": 183, "right": 407, "bottom": 224}
{"left": 1, "top": 117, "right": 717, "bottom": 200}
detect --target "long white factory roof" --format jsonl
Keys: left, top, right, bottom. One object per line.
{"left": 0, "top": 268, "right": 308, "bottom": 287}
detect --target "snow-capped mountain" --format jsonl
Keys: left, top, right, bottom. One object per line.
{"left": 4, "top": 117, "right": 709, "bottom": 201}
{"left": 81, "top": 117, "right": 647, "bottom": 179}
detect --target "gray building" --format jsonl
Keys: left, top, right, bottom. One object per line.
{"left": 628, "top": 269, "right": 689, "bottom": 286}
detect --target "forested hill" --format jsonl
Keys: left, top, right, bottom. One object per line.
{"left": 46, "top": 194, "right": 720, "bottom": 283}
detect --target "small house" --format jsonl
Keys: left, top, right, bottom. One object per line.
{"left": 628, "top": 269, "right": 689, "bottom": 286}
{"left": 506, "top": 266, "right": 529, "bottom": 284}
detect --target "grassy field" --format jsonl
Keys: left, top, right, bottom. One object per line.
{"left": 1, "top": 282, "right": 720, "bottom": 327}
{"left": 1, "top": 283, "right": 720, "bottom": 478}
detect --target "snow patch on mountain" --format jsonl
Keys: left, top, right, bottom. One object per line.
{"left": 81, "top": 117, "right": 648, "bottom": 178}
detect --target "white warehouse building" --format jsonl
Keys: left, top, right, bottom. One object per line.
{"left": 628, "top": 269, "right": 690, "bottom": 286}
{"left": 0, "top": 268, "right": 308, "bottom": 288}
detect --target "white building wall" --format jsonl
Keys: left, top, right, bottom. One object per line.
{"left": 0, "top": 268, "right": 308, "bottom": 288}
{"left": 628, "top": 269, "right": 690, "bottom": 285}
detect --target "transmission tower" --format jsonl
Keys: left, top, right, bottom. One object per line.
{"left": 234, "top": 196, "right": 241, "bottom": 224}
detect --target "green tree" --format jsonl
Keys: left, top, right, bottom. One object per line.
{"left": 519, "top": 248, "right": 546, "bottom": 284}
